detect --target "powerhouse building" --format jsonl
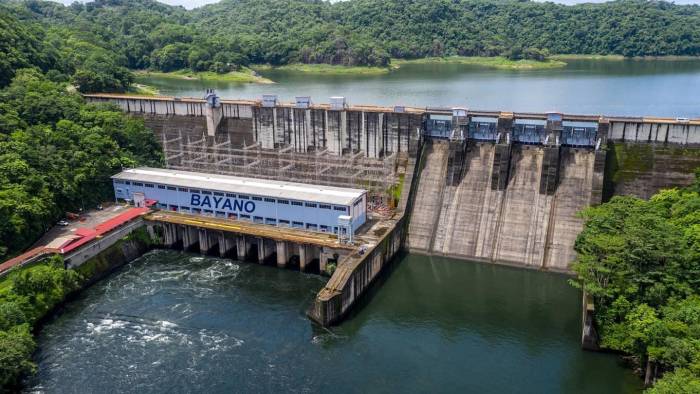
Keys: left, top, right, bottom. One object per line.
{"left": 112, "top": 167, "right": 367, "bottom": 234}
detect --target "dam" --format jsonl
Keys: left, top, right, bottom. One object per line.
{"left": 86, "top": 93, "right": 700, "bottom": 267}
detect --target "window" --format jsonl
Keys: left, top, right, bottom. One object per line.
{"left": 354, "top": 199, "right": 363, "bottom": 207}
{"left": 264, "top": 198, "right": 275, "bottom": 203}
{"left": 306, "top": 223, "right": 318, "bottom": 230}
{"left": 201, "top": 190, "right": 211, "bottom": 195}
{"left": 214, "top": 192, "right": 224, "bottom": 196}
{"left": 114, "top": 180, "right": 124, "bottom": 184}
{"left": 204, "top": 209, "right": 214, "bottom": 214}
{"left": 278, "top": 200, "right": 289, "bottom": 205}
{"left": 334, "top": 206, "right": 347, "bottom": 212}
{"left": 145, "top": 183, "right": 154, "bottom": 188}
{"left": 239, "top": 195, "right": 249, "bottom": 200}
{"left": 265, "top": 218, "right": 276, "bottom": 225}
{"left": 226, "top": 193, "right": 236, "bottom": 198}
{"left": 192, "top": 208, "right": 201, "bottom": 214}
{"left": 305, "top": 202, "right": 317, "bottom": 208}
{"left": 279, "top": 219, "right": 290, "bottom": 226}
{"left": 252, "top": 196, "right": 262, "bottom": 201}
{"left": 158, "top": 203, "right": 167, "bottom": 209}
{"left": 180, "top": 207, "right": 190, "bottom": 212}
{"left": 167, "top": 186, "right": 176, "bottom": 191}
{"left": 169, "top": 205, "right": 178, "bottom": 211}
{"left": 178, "top": 188, "right": 188, "bottom": 192}
{"left": 253, "top": 216, "right": 263, "bottom": 223}
{"left": 291, "top": 201, "right": 303, "bottom": 206}
{"left": 228, "top": 213, "right": 238, "bottom": 219}
{"left": 190, "top": 189, "right": 200, "bottom": 194}
{"left": 319, "top": 204, "right": 331, "bottom": 209}
{"left": 157, "top": 185, "right": 166, "bottom": 189}
{"left": 216, "top": 211, "right": 226, "bottom": 217}
{"left": 320, "top": 225, "right": 330, "bottom": 232}
{"left": 292, "top": 221, "right": 304, "bottom": 228}
{"left": 125, "top": 181, "right": 131, "bottom": 185}
{"left": 240, "top": 214, "right": 250, "bottom": 220}
{"left": 134, "top": 182, "right": 144, "bottom": 187}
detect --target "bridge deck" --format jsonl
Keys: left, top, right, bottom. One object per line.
{"left": 146, "top": 211, "right": 356, "bottom": 250}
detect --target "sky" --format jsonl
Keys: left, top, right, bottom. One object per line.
{"left": 49, "top": 0, "right": 700, "bottom": 10}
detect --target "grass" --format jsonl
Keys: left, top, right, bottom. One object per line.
{"left": 134, "top": 67, "right": 274, "bottom": 84}
{"left": 551, "top": 54, "right": 626, "bottom": 61}
{"left": 253, "top": 63, "right": 393, "bottom": 75}
{"left": 392, "top": 56, "right": 567, "bottom": 70}
{"left": 127, "top": 83, "right": 160, "bottom": 96}
{"left": 552, "top": 54, "right": 700, "bottom": 61}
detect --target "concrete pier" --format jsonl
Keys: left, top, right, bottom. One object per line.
{"left": 276, "top": 241, "right": 289, "bottom": 268}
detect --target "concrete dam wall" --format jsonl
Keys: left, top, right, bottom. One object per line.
{"left": 84, "top": 94, "right": 700, "bottom": 272}
{"left": 407, "top": 141, "right": 602, "bottom": 271}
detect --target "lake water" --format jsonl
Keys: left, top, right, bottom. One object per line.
{"left": 26, "top": 251, "right": 641, "bottom": 393}
{"left": 137, "top": 59, "right": 700, "bottom": 117}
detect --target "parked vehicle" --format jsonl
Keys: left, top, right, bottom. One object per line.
{"left": 58, "top": 220, "right": 69, "bottom": 226}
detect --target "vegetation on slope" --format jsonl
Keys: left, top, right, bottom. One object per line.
{"left": 0, "top": 255, "right": 81, "bottom": 389}
{"left": 392, "top": 56, "right": 567, "bottom": 70}
{"left": 3, "top": 0, "right": 700, "bottom": 80}
{"left": 0, "top": 69, "right": 162, "bottom": 260}
{"left": 571, "top": 171, "right": 700, "bottom": 391}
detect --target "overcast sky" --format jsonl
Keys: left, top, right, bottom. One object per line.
{"left": 53, "top": 0, "right": 700, "bottom": 9}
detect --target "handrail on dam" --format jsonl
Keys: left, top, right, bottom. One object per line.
{"left": 83, "top": 93, "right": 700, "bottom": 125}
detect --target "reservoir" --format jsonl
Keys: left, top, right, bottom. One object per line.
{"left": 137, "top": 59, "right": 700, "bottom": 117}
{"left": 26, "top": 251, "right": 640, "bottom": 393}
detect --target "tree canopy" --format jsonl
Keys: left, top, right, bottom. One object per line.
{"left": 0, "top": 69, "right": 162, "bottom": 259}
{"left": 3, "top": 0, "right": 700, "bottom": 75}
{"left": 572, "top": 171, "right": 700, "bottom": 391}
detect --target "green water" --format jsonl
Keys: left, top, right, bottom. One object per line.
{"left": 26, "top": 251, "right": 641, "bottom": 393}
{"left": 137, "top": 59, "right": 700, "bottom": 117}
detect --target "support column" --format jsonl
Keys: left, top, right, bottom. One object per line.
{"left": 218, "top": 232, "right": 235, "bottom": 257}
{"left": 182, "top": 226, "right": 198, "bottom": 251}
{"left": 257, "top": 238, "right": 274, "bottom": 264}
{"left": 319, "top": 248, "right": 332, "bottom": 274}
{"left": 276, "top": 241, "right": 289, "bottom": 268}
{"left": 198, "top": 229, "right": 211, "bottom": 254}
{"left": 299, "top": 244, "right": 319, "bottom": 272}
{"left": 236, "top": 235, "right": 247, "bottom": 261}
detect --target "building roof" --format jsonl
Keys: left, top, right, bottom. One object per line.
{"left": 112, "top": 167, "right": 366, "bottom": 206}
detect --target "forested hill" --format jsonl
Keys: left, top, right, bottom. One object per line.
{"left": 4, "top": 0, "right": 700, "bottom": 80}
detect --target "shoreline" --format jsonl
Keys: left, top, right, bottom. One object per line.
{"left": 133, "top": 68, "right": 275, "bottom": 84}
{"left": 252, "top": 63, "right": 394, "bottom": 75}
{"left": 391, "top": 56, "right": 567, "bottom": 70}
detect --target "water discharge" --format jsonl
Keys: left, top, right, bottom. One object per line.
{"left": 26, "top": 250, "right": 641, "bottom": 393}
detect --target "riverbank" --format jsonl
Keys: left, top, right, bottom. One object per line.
{"left": 0, "top": 229, "right": 153, "bottom": 389}
{"left": 253, "top": 63, "right": 394, "bottom": 75}
{"left": 134, "top": 68, "right": 274, "bottom": 84}
{"left": 392, "top": 56, "right": 567, "bottom": 70}
{"left": 552, "top": 54, "right": 700, "bottom": 61}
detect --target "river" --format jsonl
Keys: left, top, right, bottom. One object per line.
{"left": 137, "top": 59, "right": 700, "bottom": 117}
{"left": 26, "top": 251, "right": 640, "bottom": 393}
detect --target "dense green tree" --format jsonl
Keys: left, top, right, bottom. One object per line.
{"left": 0, "top": 324, "right": 36, "bottom": 388}
{"left": 5, "top": 0, "right": 700, "bottom": 73}
{"left": 0, "top": 70, "right": 162, "bottom": 259}
{"left": 572, "top": 173, "right": 700, "bottom": 390}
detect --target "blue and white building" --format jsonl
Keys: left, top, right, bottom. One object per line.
{"left": 112, "top": 167, "right": 367, "bottom": 234}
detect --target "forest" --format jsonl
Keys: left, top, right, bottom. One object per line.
{"left": 572, "top": 173, "right": 700, "bottom": 392}
{"left": 2, "top": 0, "right": 699, "bottom": 86}
{"left": 0, "top": 68, "right": 162, "bottom": 260}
